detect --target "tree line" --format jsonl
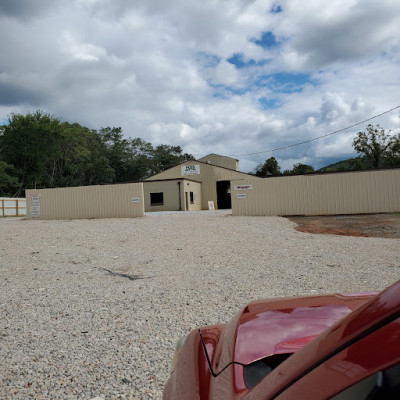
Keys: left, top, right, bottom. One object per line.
{"left": 255, "top": 124, "right": 400, "bottom": 177}
{"left": 0, "top": 111, "right": 194, "bottom": 196}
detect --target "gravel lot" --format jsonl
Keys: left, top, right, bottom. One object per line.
{"left": 1, "top": 210, "right": 399, "bottom": 399}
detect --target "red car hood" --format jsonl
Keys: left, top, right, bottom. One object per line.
{"left": 234, "top": 302, "right": 351, "bottom": 365}
{"left": 204, "top": 292, "right": 376, "bottom": 374}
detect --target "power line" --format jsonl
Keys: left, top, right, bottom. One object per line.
{"left": 226, "top": 105, "right": 400, "bottom": 157}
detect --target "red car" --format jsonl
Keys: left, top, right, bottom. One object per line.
{"left": 164, "top": 280, "right": 400, "bottom": 399}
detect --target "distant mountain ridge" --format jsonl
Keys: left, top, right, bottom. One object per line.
{"left": 318, "top": 157, "right": 372, "bottom": 172}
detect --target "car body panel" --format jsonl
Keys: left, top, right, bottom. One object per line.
{"left": 234, "top": 303, "right": 351, "bottom": 365}
{"left": 163, "top": 328, "right": 210, "bottom": 400}
{"left": 272, "top": 317, "right": 400, "bottom": 399}
{"left": 164, "top": 282, "right": 400, "bottom": 400}
{"left": 208, "top": 293, "right": 375, "bottom": 376}
{"left": 245, "top": 281, "right": 400, "bottom": 399}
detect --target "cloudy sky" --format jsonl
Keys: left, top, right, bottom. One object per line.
{"left": 1, "top": 0, "right": 399, "bottom": 172}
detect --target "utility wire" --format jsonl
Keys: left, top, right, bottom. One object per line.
{"left": 226, "top": 105, "right": 400, "bottom": 157}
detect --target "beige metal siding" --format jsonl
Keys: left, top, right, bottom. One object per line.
{"left": 201, "top": 165, "right": 256, "bottom": 210}
{"left": 144, "top": 179, "right": 202, "bottom": 212}
{"left": 232, "top": 169, "right": 400, "bottom": 216}
{"left": 26, "top": 183, "right": 144, "bottom": 220}
{"left": 145, "top": 162, "right": 203, "bottom": 182}
{"left": 183, "top": 180, "right": 202, "bottom": 211}
{"left": 198, "top": 154, "right": 239, "bottom": 171}
{"left": 144, "top": 180, "right": 182, "bottom": 211}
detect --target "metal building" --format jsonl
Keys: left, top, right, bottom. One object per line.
{"left": 144, "top": 154, "right": 257, "bottom": 211}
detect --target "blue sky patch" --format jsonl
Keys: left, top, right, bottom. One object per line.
{"left": 252, "top": 32, "right": 279, "bottom": 49}
{"left": 227, "top": 53, "right": 257, "bottom": 69}
{"left": 210, "top": 83, "right": 250, "bottom": 99}
{"left": 227, "top": 53, "right": 269, "bottom": 69}
{"left": 256, "top": 72, "right": 312, "bottom": 93}
{"left": 259, "top": 97, "right": 281, "bottom": 109}
{"left": 271, "top": 4, "right": 283, "bottom": 13}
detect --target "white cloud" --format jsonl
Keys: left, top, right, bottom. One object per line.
{"left": 274, "top": 0, "right": 400, "bottom": 70}
{"left": 59, "top": 31, "right": 107, "bottom": 62}
{"left": 211, "top": 60, "right": 241, "bottom": 86}
{"left": 0, "top": 0, "right": 399, "bottom": 173}
{"left": 318, "top": 93, "right": 352, "bottom": 124}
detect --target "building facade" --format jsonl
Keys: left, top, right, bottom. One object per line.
{"left": 144, "top": 155, "right": 256, "bottom": 212}
{"left": 144, "top": 178, "right": 202, "bottom": 212}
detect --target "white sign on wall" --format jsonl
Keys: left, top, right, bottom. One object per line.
{"left": 208, "top": 201, "right": 215, "bottom": 210}
{"left": 181, "top": 165, "right": 200, "bottom": 176}
{"left": 131, "top": 198, "right": 140, "bottom": 203}
{"left": 236, "top": 193, "right": 247, "bottom": 199}
{"left": 234, "top": 184, "right": 253, "bottom": 190}
{"left": 29, "top": 193, "right": 41, "bottom": 218}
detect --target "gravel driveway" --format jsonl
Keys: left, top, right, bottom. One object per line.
{"left": 1, "top": 211, "right": 399, "bottom": 399}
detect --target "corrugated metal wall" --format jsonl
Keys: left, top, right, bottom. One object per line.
{"left": 144, "top": 180, "right": 183, "bottom": 212}
{"left": 184, "top": 180, "right": 202, "bottom": 211}
{"left": 143, "top": 179, "right": 202, "bottom": 212}
{"left": 195, "top": 164, "right": 257, "bottom": 210}
{"left": 26, "top": 183, "right": 144, "bottom": 220}
{"left": 198, "top": 154, "right": 239, "bottom": 171}
{"left": 232, "top": 169, "right": 400, "bottom": 216}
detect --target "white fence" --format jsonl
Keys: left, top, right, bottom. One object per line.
{"left": 0, "top": 198, "right": 27, "bottom": 217}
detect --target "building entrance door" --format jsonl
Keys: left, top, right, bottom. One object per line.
{"left": 216, "top": 181, "right": 231, "bottom": 209}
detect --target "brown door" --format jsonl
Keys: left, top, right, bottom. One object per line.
{"left": 185, "top": 192, "right": 189, "bottom": 211}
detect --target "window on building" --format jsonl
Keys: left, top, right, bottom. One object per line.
{"left": 150, "top": 192, "right": 164, "bottom": 206}
{"left": 190, "top": 192, "right": 194, "bottom": 204}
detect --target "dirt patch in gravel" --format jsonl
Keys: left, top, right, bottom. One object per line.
{"left": 288, "top": 213, "right": 400, "bottom": 238}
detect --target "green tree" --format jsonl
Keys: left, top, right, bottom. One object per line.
{"left": 255, "top": 157, "right": 281, "bottom": 177}
{"left": 149, "top": 144, "right": 194, "bottom": 176}
{"left": 99, "top": 127, "right": 157, "bottom": 182}
{"left": 99, "top": 127, "right": 130, "bottom": 182}
{"left": 291, "top": 163, "right": 314, "bottom": 175}
{"left": 353, "top": 124, "right": 400, "bottom": 169}
{"left": 347, "top": 157, "right": 364, "bottom": 170}
{"left": 0, "top": 111, "right": 63, "bottom": 194}
{"left": 0, "top": 160, "right": 20, "bottom": 196}
{"left": 127, "top": 138, "right": 154, "bottom": 181}
{"left": 386, "top": 134, "right": 400, "bottom": 167}
{"left": 0, "top": 111, "right": 196, "bottom": 193}
{"left": 56, "top": 123, "right": 114, "bottom": 186}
